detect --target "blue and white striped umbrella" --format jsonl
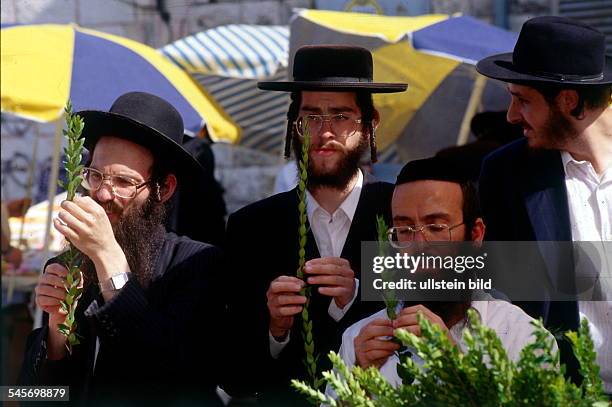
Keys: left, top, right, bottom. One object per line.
{"left": 161, "top": 25, "right": 290, "bottom": 154}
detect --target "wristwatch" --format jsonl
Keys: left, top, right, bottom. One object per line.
{"left": 99, "top": 272, "right": 131, "bottom": 292}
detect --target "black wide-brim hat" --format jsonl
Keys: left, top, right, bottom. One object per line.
{"left": 258, "top": 45, "right": 408, "bottom": 93}
{"left": 77, "top": 92, "right": 206, "bottom": 186}
{"left": 477, "top": 16, "right": 612, "bottom": 85}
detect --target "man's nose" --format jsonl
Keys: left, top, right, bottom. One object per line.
{"left": 506, "top": 100, "right": 521, "bottom": 124}
{"left": 95, "top": 182, "right": 115, "bottom": 202}
{"left": 412, "top": 229, "right": 427, "bottom": 243}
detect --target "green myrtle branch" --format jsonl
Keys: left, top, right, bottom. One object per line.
{"left": 296, "top": 123, "right": 323, "bottom": 390}
{"left": 376, "top": 215, "right": 397, "bottom": 320}
{"left": 56, "top": 101, "right": 85, "bottom": 354}
{"left": 292, "top": 309, "right": 608, "bottom": 406}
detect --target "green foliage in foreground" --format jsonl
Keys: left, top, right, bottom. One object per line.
{"left": 292, "top": 310, "right": 608, "bottom": 407}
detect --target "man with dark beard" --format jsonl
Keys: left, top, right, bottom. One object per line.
{"left": 476, "top": 16, "right": 611, "bottom": 390}
{"left": 336, "top": 157, "right": 548, "bottom": 388}
{"left": 19, "top": 92, "right": 224, "bottom": 405}
{"left": 221, "top": 45, "right": 406, "bottom": 404}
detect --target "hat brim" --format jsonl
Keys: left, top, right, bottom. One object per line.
{"left": 476, "top": 52, "right": 612, "bottom": 85}
{"left": 77, "top": 110, "right": 206, "bottom": 186}
{"left": 257, "top": 81, "right": 408, "bottom": 93}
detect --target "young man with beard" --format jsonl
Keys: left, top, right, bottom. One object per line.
{"left": 337, "top": 157, "right": 547, "bottom": 387}
{"left": 476, "top": 16, "right": 611, "bottom": 390}
{"left": 19, "top": 92, "right": 224, "bottom": 405}
{"left": 221, "top": 45, "right": 406, "bottom": 403}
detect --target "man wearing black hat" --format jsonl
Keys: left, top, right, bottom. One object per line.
{"left": 222, "top": 45, "right": 406, "bottom": 403}
{"left": 476, "top": 16, "right": 611, "bottom": 390}
{"left": 336, "top": 156, "right": 546, "bottom": 387}
{"left": 19, "top": 92, "right": 225, "bottom": 404}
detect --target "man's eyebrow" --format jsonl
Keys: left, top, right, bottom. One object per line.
{"left": 423, "top": 212, "right": 452, "bottom": 222}
{"left": 393, "top": 215, "right": 413, "bottom": 222}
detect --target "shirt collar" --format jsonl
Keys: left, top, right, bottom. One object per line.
{"left": 306, "top": 169, "right": 363, "bottom": 221}
{"left": 561, "top": 151, "right": 612, "bottom": 183}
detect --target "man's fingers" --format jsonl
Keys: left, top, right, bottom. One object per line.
{"left": 275, "top": 294, "right": 307, "bottom": 306}
{"left": 308, "top": 275, "right": 351, "bottom": 286}
{"left": 364, "top": 340, "right": 401, "bottom": 353}
{"left": 269, "top": 281, "right": 304, "bottom": 294}
{"left": 36, "top": 285, "right": 66, "bottom": 300}
{"left": 358, "top": 321, "right": 394, "bottom": 340}
{"left": 304, "top": 263, "right": 354, "bottom": 277}
{"left": 393, "top": 313, "right": 418, "bottom": 328}
{"left": 276, "top": 305, "right": 303, "bottom": 317}
{"left": 57, "top": 210, "right": 82, "bottom": 232}
{"left": 61, "top": 200, "right": 92, "bottom": 224}
{"left": 37, "top": 295, "right": 62, "bottom": 308}
{"left": 53, "top": 218, "right": 78, "bottom": 240}
{"left": 318, "top": 286, "right": 350, "bottom": 298}
{"left": 45, "top": 263, "right": 68, "bottom": 277}
{"left": 306, "top": 257, "right": 350, "bottom": 268}
{"left": 40, "top": 273, "right": 66, "bottom": 288}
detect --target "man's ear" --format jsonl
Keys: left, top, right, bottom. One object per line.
{"left": 471, "top": 217, "right": 486, "bottom": 243}
{"left": 557, "top": 89, "right": 580, "bottom": 117}
{"left": 157, "top": 173, "right": 177, "bottom": 203}
{"left": 372, "top": 108, "right": 381, "bottom": 131}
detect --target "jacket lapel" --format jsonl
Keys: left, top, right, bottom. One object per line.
{"left": 522, "top": 148, "right": 574, "bottom": 290}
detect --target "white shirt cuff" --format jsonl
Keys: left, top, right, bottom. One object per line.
{"left": 269, "top": 330, "right": 290, "bottom": 359}
{"left": 328, "top": 278, "right": 359, "bottom": 322}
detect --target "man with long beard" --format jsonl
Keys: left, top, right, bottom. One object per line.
{"left": 221, "top": 45, "right": 406, "bottom": 403}
{"left": 476, "top": 17, "right": 611, "bottom": 391}
{"left": 337, "top": 157, "right": 547, "bottom": 388}
{"left": 19, "top": 92, "right": 225, "bottom": 405}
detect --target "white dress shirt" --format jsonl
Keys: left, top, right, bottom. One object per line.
{"left": 335, "top": 297, "right": 553, "bottom": 389}
{"left": 562, "top": 151, "right": 612, "bottom": 393}
{"left": 269, "top": 170, "right": 363, "bottom": 358}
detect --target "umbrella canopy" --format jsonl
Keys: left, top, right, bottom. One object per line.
{"left": 1, "top": 23, "right": 239, "bottom": 142}
{"left": 291, "top": 10, "right": 518, "bottom": 162}
{"left": 160, "top": 25, "right": 290, "bottom": 153}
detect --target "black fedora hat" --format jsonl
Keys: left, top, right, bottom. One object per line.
{"left": 477, "top": 16, "right": 612, "bottom": 85}
{"left": 77, "top": 92, "right": 205, "bottom": 184}
{"left": 257, "top": 45, "right": 408, "bottom": 93}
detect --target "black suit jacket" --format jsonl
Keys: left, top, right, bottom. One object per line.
{"left": 19, "top": 233, "right": 225, "bottom": 406}
{"left": 223, "top": 179, "right": 393, "bottom": 402}
{"left": 479, "top": 138, "right": 580, "bottom": 381}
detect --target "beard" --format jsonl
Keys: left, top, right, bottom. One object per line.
{"left": 293, "top": 133, "right": 369, "bottom": 191}
{"left": 532, "top": 104, "right": 580, "bottom": 150}
{"left": 80, "top": 196, "right": 167, "bottom": 289}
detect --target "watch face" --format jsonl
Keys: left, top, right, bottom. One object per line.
{"left": 110, "top": 273, "right": 129, "bottom": 290}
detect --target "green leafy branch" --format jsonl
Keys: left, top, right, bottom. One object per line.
{"left": 296, "top": 123, "right": 323, "bottom": 390}
{"left": 56, "top": 101, "right": 85, "bottom": 354}
{"left": 293, "top": 309, "right": 608, "bottom": 406}
{"left": 375, "top": 215, "right": 397, "bottom": 320}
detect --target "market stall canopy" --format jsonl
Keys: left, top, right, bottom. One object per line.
{"left": 1, "top": 23, "right": 239, "bottom": 142}
{"left": 160, "top": 25, "right": 289, "bottom": 152}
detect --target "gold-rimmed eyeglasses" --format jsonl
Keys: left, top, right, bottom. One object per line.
{"left": 294, "top": 114, "right": 362, "bottom": 137}
{"left": 79, "top": 167, "right": 151, "bottom": 199}
{"left": 387, "top": 223, "right": 465, "bottom": 248}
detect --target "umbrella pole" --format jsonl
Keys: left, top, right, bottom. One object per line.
{"left": 34, "top": 116, "right": 63, "bottom": 329}
{"left": 456, "top": 74, "right": 487, "bottom": 146}
{"left": 17, "top": 123, "right": 40, "bottom": 249}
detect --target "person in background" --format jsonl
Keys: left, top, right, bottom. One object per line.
{"left": 476, "top": 16, "right": 611, "bottom": 391}
{"left": 222, "top": 45, "right": 406, "bottom": 404}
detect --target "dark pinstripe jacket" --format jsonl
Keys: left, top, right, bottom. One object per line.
{"left": 19, "top": 233, "right": 224, "bottom": 406}
{"left": 222, "top": 180, "right": 393, "bottom": 404}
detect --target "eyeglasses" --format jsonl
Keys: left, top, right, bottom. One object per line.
{"left": 387, "top": 223, "right": 465, "bottom": 248}
{"left": 80, "top": 167, "right": 151, "bottom": 199}
{"left": 294, "top": 114, "right": 362, "bottom": 137}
